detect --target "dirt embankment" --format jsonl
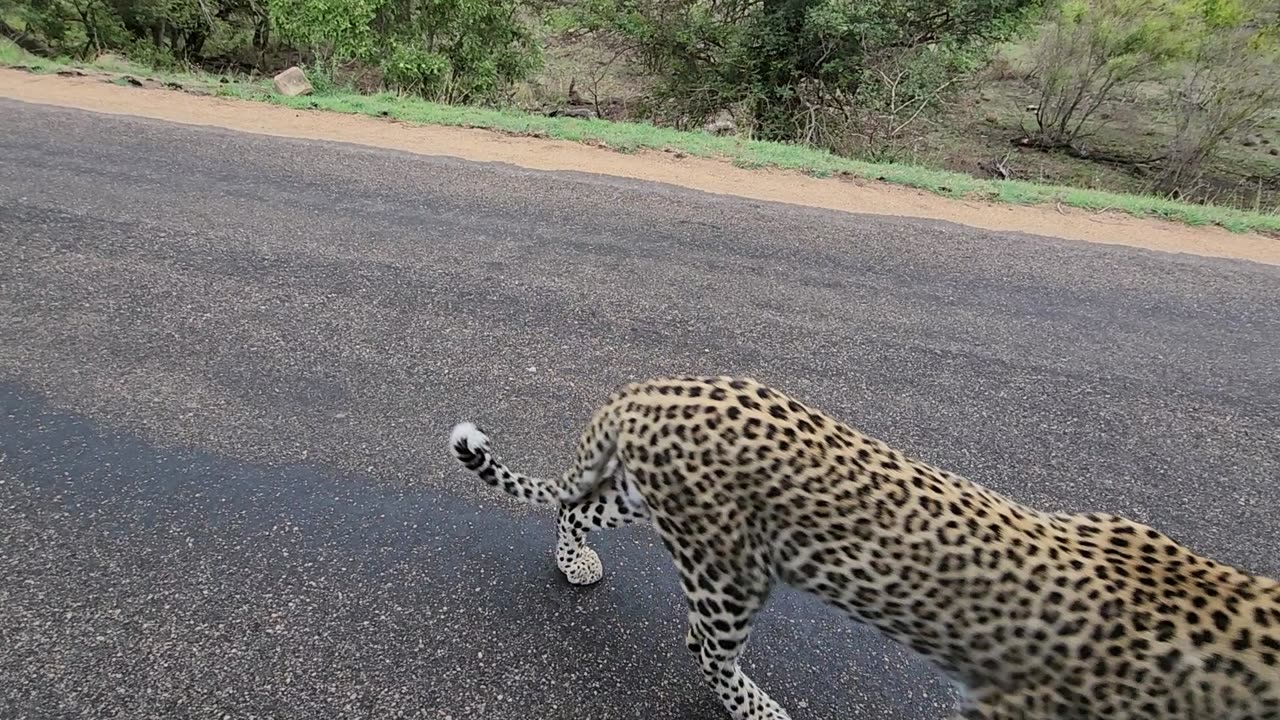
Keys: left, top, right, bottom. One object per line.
{"left": 2, "top": 68, "right": 1277, "bottom": 266}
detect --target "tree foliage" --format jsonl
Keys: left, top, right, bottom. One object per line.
{"left": 269, "top": 0, "right": 546, "bottom": 102}
{"left": 7, "top": 0, "right": 542, "bottom": 101}
{"left": 1028, "top": 0, "right": 1193, "bottom": 148}
{"left": 558, "top": 0, "right": 1042, "bottom": 147}
{"left": 7, "top": 0, "right": 270, "bottom": 62}
{"left": 5, "top": 0, "right": 1277, "bottom": 204}
{"left": 1024, "top": 0, "right": 1280, "bottom": 194}
{"left": 1154, "top": 0, "right": 1280, "bottom": 194}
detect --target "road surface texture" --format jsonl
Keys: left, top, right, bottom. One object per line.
{"left": 1, "top": 97, "right": 1278, "bottom": 720}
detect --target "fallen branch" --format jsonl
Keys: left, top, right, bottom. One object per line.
{"left": 1013, "top": 136, "right": 1164, "bottom": 168}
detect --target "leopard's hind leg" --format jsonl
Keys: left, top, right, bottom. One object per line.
{"left": 555, "top": 458, "right": 649, "bottom": 585}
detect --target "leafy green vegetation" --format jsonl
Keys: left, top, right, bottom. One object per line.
{"left": 548, "top": 0, "right": 1039, "bottom": 152}
{"left": 2, "top": 0, "right": 541, "bottom": 100}
{"left": 1, "top": 0, "right": 1277, "bottom": 231}
{"left": 268, "top": 0, "right": 540, "bottom": 102}
{"left": 4, "top": 36, "right": 1278, "bottom": 235}
{"left": 1024, "top": 0, "right": 1280, "bottom": 197}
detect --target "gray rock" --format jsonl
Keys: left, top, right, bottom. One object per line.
{"left": 549, "top": 106, "right": 598, "bottom": 120}
{"left": 703, "top": 110, "right": 736, "bottom": 136}
{"left": 272, "top": 66, "right": 313, "bottom": 97}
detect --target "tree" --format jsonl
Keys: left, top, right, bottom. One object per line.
{"left": 267, "top": 0, "right": 378, "bottom": 66}
{"left": 1027, "top": 0, "right": 1192, "bottom": 148}
{"left": 267, "top": 0, "right": 541, "bottom": 102}
{"left": 0, "top": 0, "right": 56, "bottom": 55}
{"left": 1154, "top": 0, "right": 1280, "bottom": 195}
{"left": 5, "top": 0, "right": 252, "bottom": 62}
{"left": 563, "top": 0, "right": 1041, "bottom": 148}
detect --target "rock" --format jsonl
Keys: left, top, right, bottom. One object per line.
{"left": 272, "top": 66, "right": 313, "bottom": 97}
{"left": 548, "top": 106, "right": 597, "bottom": 119}
{"left": 703, "top": 110, "right": 736, "bottom": 136}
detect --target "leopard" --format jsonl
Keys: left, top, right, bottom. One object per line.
{"left": 447, "top": 375, "right": 1280, "bottom": 720}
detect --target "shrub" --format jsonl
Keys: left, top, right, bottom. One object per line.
{"left": 267, "top": 0, "right": 379, "bottom": 67}
{"left": 1154, "top": 0, "right": 1280, "bottom": 196}
{"left": 6, "top": 0, "right": 270, "bottom": 62}
{"left": 840, "top": 43, "right": 992, "bottom": 160}
{"left": 563, "top": 0, "right": 1041, "bottom": 149}
{"left": 1027, "top": 0, "right": 1192, "bottom": 148}
{"left": 5, "top": 0, "right": 542, "bottom": 104}
{"left": 267, "top": 0, "right": 542, "bottom": 103}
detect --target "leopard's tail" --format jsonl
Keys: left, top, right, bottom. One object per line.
{"left": 448, "top": 406, "right": 619, "bottom": 507}
{"left": 448, "top": 423, "right": 559, "bottom": 506}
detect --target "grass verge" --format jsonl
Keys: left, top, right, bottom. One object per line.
{"left": 3, "top": 39, "right": 1278, "bottom": 236}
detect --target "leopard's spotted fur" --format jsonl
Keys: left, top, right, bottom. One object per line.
{"left": 449, "top": 376, "right": 1280, "bottom": 720}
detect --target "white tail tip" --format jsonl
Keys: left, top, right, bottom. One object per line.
{"left": 449, "top": 422, "right": 490, "bottom": 453}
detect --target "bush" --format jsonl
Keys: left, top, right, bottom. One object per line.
{"left": 8, "top": 0, "right": 128, "bottom": 58}
{"left": 267, "top": 0, "right": 542, "bottom": 103}
{"left": 5, "top": 0, "right": 540, "bottom": 103}
{"left": 6, "top": 0, "right": 270, "bottom": 62}
{"left": 839, "top": 43, "right": 992, "bottom": 160}
{"left": 562, "top": 0, "right": 1041, "bottom": 149}
{"left": 267, "top": 0, "right": 380, "bottom": 67}
{"left": 1154, "top": 0, "right": 1280, "bottom": 196}
{"left": 1027, "top": 0, "right": 1192, "bottom": 148}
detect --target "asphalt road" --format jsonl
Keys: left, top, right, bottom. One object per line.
{"left": 1, "top": 97, "right": 1278, "bottom": 720}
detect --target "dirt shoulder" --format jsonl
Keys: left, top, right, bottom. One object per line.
{"left": 3, "top": 68, "right": 1277, "bottom": 266}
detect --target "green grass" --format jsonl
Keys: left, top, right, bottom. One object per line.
{"left": 4, "top": 38, "right": 1279, "bottom": 235}
{"left": 0, "top": 37, "right": 61, "bottom": 71}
